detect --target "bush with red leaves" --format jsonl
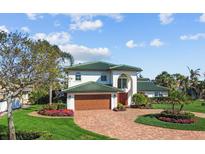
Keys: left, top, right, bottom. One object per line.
{"left": 38, "top": 109, "right": 74, "bottom": 117}
{"left": 157, "top": 116, "right": 195, "bottom": 124}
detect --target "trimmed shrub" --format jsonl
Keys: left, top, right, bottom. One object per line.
{"left": 41, "top": 103, "right": 66, "bottom": 111}
{"left": 132, "top": 93, "right": 149, "bottom": 106}
{"left": 201, "top": 102, "right": 205, "bottom": 106}
{"left": 113, "top": 103, "right": 126, "bottom": 111}
{"left": 15, "top": 131, "right": 52, "bottom": 140}
{"left": 56, "top": 103, "right": 66, "bottom": 110}
{"left": 159, "top": 110, "right": 195, "bottom": 120}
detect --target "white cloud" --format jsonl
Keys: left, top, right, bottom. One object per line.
{"left": 67, "top": 13, "right": 123, "bottom": 31}
{"left": 20, "top": 26, "right": 30, "bottom": 33}
{"left": 159, "top": 13, "right": 174, "bottom": 25}
{"left": 33, "top": 32, "right": 71, "bottom": 45}
{"left": 199, "top": 14, "right": 205, "bottom": 23}
{"left": 66, "top": 13, "right": 123, "bottom": 22}
{"left": 150, "top": 39, "right": 164, "bottom": 47}
{"left": 32, "top": 31, "right": 110, "bottom": 62}
{"left": 59, "top": 44, "right": 110, "bottom": 62}
{"left": 26, "top": 13, "right": 43, "bottom": 20}
{"left": 126, "top": 40, "right": 145, "bottom": 48}
{"left": 0, "top": 25, "right": 9, "bottom": 33}
{"left": 70, "top": 19, "right": 103, "bottom": 31}
{"left": 180, "top": 33, "right": 205, "bottom": 40}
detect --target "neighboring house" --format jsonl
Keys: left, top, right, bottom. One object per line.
{"left": 137, "top": 78, "right": 169, "bottom": 97}
{"left": 64, "top": 61, "right": 142, "bottom": 110}
{"left": 0, "top": 85, "right": 31, "bottom": 112}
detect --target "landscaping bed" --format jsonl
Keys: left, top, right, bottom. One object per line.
{"left": 38, "top": 109, "right": 74, "bottom": 117}
{"left": 136, "top": 114, "right": 205, "bottom": 131}
{"left": 38, "top": 103, "right": 74, "bottom": 117}
{"left": 155, "top": 110, "right": 196, "bottom": 124}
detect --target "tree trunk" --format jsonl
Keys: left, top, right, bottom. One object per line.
{"left": 49, "top": 84, "right": 52, "bottom": 105}
{"left": 7, "top": 96, "right": 16, "bottom": 140}
{"left": 172, "top": 103, "right": 175, "bottom": 113}
{"left": 179, "top": 104, "right": 184, "bottom": 112}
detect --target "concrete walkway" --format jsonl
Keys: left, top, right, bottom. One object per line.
{"left": 75, "top": 108, "right": 205, "bottom": 140}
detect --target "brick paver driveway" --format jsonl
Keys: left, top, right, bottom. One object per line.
{"left": 74, "top": 108, "right": 205, "bottom": 140}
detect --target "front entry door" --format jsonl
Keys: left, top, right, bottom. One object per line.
{"left": 117, "top": 92, "right": 128, "bottom": 106}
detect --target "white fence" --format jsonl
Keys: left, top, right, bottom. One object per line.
{"left": 0, "top": 99, "right": 21, "bottom": 113}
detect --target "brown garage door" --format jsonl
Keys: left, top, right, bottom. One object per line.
{"left": 75, "top": 94, "right": 111, "bottom": 110}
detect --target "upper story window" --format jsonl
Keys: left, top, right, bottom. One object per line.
{"left": 118, "top": 78, "right": 128, "bottom": 89}
{"left": 75, "top": 72, "right": 81, "bottom": 81}
{"left": 101, "top": 75, "right": 107, "bottom": 81}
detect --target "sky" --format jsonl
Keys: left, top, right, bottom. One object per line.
{"left": 0, "top": 13, "right": 205, "bottom": 79}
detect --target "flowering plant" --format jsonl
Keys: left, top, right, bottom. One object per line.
{"left": 38, "top": 109, "right": 74, "bottom": 117}
{"left": 157, "top": 116, "right": 195, "bottom": 124}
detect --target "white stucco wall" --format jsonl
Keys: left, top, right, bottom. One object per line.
{"left": 67, "top": 70, "right": 138, "bottom": 108}
{"left": 67, "top": 93, "right": 75, "bottom": 110}
{"left": 111, "top": 70, "right": 138, "bottom": 106}
{"left": 68, "top": 71, "right": 111, "bottom": 87}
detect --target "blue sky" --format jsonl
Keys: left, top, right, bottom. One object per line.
{"left": 0, "top": 13, "right": 205, "bottom": 79}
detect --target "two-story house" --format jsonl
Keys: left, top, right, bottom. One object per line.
{"left": 63, "top": 61, "right": 143, "bottom": 110}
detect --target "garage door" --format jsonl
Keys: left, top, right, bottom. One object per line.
{"left": 75, "top": 94, "right": 111, "bottom": 110}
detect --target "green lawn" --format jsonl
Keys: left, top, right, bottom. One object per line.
{"left": 152, "top": 100, "right": 205, "bottom": 113}
{"left": 0, "top": 105, "right": 111, "bottom": 140}
{"left": 136, "top": 114, "right": 205, "bottom": 131}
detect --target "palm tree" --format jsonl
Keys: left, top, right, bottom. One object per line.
{"left": 172, "top": 73, "right": 189, "bottom": 93}
{"left": 155, "top": 71, "right": 177, "bottom": 91}
{"left": 187, "top": 67, "right": 201, "bottom": 98}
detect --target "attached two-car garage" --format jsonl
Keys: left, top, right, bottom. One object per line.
{"left": 64, "top": 81, "right": 121, "bottom": 111}
{"left": 75, "top": 94, "right": 111, "bottom": 110}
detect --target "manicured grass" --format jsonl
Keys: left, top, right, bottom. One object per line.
{"left": 0, "top": 105, "right": 111, "bottom": 140}
{"left": 152, "top": 100, "right": 205, "bottom": 113}
{"left": 136, "top": 114, "right": 205, "bottom": 131}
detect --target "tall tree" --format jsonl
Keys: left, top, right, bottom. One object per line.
{"left": 0, "top": 31, "right": 59, "bottom": 139}
{"left": 187, "top": 67, "right": 201, "bottom": 98}
{"left": 172, "top": 73, "right": 189, "bottom": 93}
{"left": 155, "top": 71, "right": 177, "bottom": 91}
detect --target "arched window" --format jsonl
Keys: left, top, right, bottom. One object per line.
{"left": 75, "top": 72, "right": 81, "bottom": 81}
{"left": 118, "top": 74, "right": 128, "bottom": 89}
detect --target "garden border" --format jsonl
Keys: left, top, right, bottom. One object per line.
{"left": 28, "top": 111, "right": 73, "bottom": 119}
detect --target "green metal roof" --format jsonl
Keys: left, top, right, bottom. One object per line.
{"left": 137, "top": 79, "right": 169, "bottom": 92}
{"left": 63, "top": 81, "right": 122, "bottom": 93}
{"left": 137, "top": 78, "right": 150, "bottom": 82}
{"left": 110, "top": 65, "right": 142, "bottom": 71}
{"left": 64, "top": 61, "right": 142, "bottom": 72}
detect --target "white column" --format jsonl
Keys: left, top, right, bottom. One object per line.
{"left": 111, "top": 93, "right": 117, "bottom": 109}
{"left": 67, "top": 93, "right": 75, "bottom": 110}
